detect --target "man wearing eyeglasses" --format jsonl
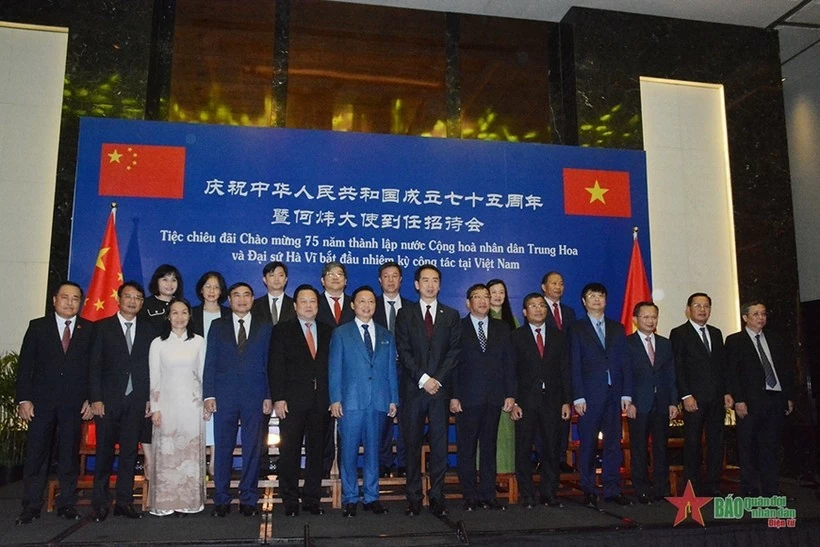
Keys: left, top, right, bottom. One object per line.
{"left": 669, "top": 292, "right": 733, "bottom": 497}
{"left": 88, "top": 281, "right": 158, "bottom": 521}
{"left": 726, "top": 301, "right": 794, "bottom": 497}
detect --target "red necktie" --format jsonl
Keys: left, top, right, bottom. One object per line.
{"left": 535, "top": 327, "right": 544, "bottom": 358}
{"left": 61, "top": 320, "right": 71, "bottom": 353}
{"left": 332, "top": 296, "right": 342, "bottom": 324}
{"left": 424, "top": 305, "right": 433, "bottom": 339}
{"left": 552, "top": 302, "right": 562, "bottom": 330}
{"left": 305, "top": 322, "right": 317, "bottom": 359}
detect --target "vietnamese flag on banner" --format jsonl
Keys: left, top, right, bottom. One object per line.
{"left": 99, "top": 143, "right": 185, "bottom": 199}
{"left": 563, "top": 168, "right": 631, "bottom": 218}
{"left": 620, "top": 229, "right": 652, "bottom": 334}
{"left": 80, "top": 205, "right": 124, "bottom": 322}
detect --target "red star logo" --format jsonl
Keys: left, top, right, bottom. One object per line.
{"left": 666, "top": 480, "right": 712, "bottom": 526}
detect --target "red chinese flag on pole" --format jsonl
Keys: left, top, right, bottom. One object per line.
{"left": 81, "top": 204, "right": 124, "bottom": 322}
{"left": 563, "top": 168, "right": 632, "bottom": 218}
{"left": 620, "top": 228, "right": 652, "bottom": 334}
{"left": 99, "top": 143, "right": 186, "bottom": 199}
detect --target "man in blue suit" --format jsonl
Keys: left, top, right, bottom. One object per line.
{"left": 329, "top": 286, "right": 398, "bottom": 517}
{"left": 204, "top": 282, "right": 273, "bottom": 518}
{"left": 624, "top": 302, "right": 678, "bottom": 504}
{"left": 570, "top": 282, "right": 632, "bottom": 508}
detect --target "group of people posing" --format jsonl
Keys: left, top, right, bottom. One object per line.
{"left": 15, "top": 260, "right": 794, "bottom": 525}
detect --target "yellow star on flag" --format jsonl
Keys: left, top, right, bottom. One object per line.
{"left": 95, "top": 247, "right": 110, "bottom": 270}
{"left": 117, "top": 272, "right": 124, "bottom": 282}
{"left": 108, "top": 149, "right": 122, "bottom": 163}
{"left": 111, "top": 288, "right": 119, "bottom": 300}
{"left": 94, "top": 299, "right": 105, "bottom": 311}
{"left": 586, "top": 180, "right": 609, "bottom": 204}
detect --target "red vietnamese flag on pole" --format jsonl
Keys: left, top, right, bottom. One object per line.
{"left": 620, "top": 227, "right": 652, "bottom": 334}
{"left": 81, "top": 204, "right": 124, "bottom": 322}
{"left": 563, "top": 168, "right": 632, "bottom": 218}
{"left": 99, "top": 143, "right": 186, "bottom": 199}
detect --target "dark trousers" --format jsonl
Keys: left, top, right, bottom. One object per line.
{"left": 682, "top": 396, "right": 724, "bottom": 495}
{"left": 22, "top": 403, "right": 83, "bottom": 511}
{"left": 212, "top": 399, "right": 265, "bottom": 506}
{"left": 456, "top": 403, "right": 501, "bottom": 502}
{"left": 577, "top": 387, "right": 623, "bottom": 497}
{"left": 402, "top": 394, "right": 449, "bottom": 503}
{"left": 628, "top": 399, "right": 671, "bottom": 497}
{"left": 92, "top": 394, "right": 143, "bottom": 508}
{"left": 736, "top": 391, "right": 786, "bottom": 496}
{"left": 379, "top": 408, "right": 406, "bottom": 469}
{"left": 515, "top": 394, "right": 561, "bottom": 502}
{"left": 278, "top": 406, "right": 329, "bottom": 507}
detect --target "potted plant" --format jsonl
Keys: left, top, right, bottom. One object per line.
{"left": 0, "top": 351, "right": 27, "bottom": 485}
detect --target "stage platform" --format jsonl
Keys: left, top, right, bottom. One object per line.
{"left": 1, "top": 476, "right": 818, "bottom": 546}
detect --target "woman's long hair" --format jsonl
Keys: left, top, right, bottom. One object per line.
{"left": 160, "top": 298, "right": 195, "bottom": 341}
{"left": 487, "top": 278, "right": 517, "bottom": 331}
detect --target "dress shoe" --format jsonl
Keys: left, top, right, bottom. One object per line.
{"left": 405, "top": 499, "right": 422, "bottom": 516}
{"left": 15, "top": 507, "right": 41, "bottom": 525}
{"left": 91, "top": 506, "right": 109, "bottom": 522}
{"left": 363, "top": 501, "right": 388, "bottom": 514}
{"left": 429, "top": 498, "right": 449, "bottom": 517}
{"left": 284, "top": 505, "right": 299, "bottom": 517}
{"left": 604, "top": 494, "right": 633, "bottom": 506}
{"left": 342, "top": 503, "right": 357, "bottom": 517}
{"left": 114, "top": 503, "right": 143, "bottom": 519}
{"left": 521, "top": 498, "right": 536, "bottom": 509}
{"left": 57, "top": 505, "right": 80, "bottom": 520}
{"left": 302, "top": 503, "right": 324, "bottom": 515}
{"left": 463, "top": 500, "right": 477, "bottom": 511}
{"left": 396, "top": 467, "right": 406, "bottom": 478}
{"left": 540, "top": 495, "right": 563, "bottom": 508}
{"left": 559, "top": 462, "right": 575, "bottom": 473}
{"left": 211, "top": 504, "right": 230, "bottom": 517}
{"left": 239, "top": 503, "right": 259, "bottom": 517}
{"left": 583, "top": 493, "right": 598, "bottom": 509}
{"left": 637, "top": 494, "right": 652, "bottom": 505}
{"left": 479, "top": 499, "right": 506, "bottom": 511}
{"left": 379, "top": 465, "right": 392, "bottom": 478}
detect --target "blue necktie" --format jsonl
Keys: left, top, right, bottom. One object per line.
{"left": 362, "top": 324, "right": 374, "bottom": 358}
{"left": 388, "top": 300, "right": 396, "bottom": 333}
{"left": 595, "top": 320, "right": 611, "bottom": 385}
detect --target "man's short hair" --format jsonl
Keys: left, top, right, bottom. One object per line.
{"left": 540, "top": 271, "right": 563, "bottom": 287}
{"left": 522, "top": 292, "right": 546, "bottom": 310}
{"left": 118, "top": 281, "right": 145, "bottom": 298}
{"left": 686, "top": 292, "right": 712, "bottom": 307}
{"left": 378, "top": 261, "right": 402, "bottom": 276}
{"left": 580, "top": 282, "right": 607, "bottom": 299}
{"left": 227, "top": 281, "right": 254, "bottom": 296}
{"left": 322, "top": 261, "right": 347, "bottom": 278}
{"left": 633, "top": 301, "right": 658, "bottom": 317}
{"left": 740, "top": 300, "right": 765, "bottom": 317}
{"left": 466, "top": 283, "right": 488, "bottom": 300}
{"left": 293, "top": 284, "right": 320, "bottom": 302}
{"left": 414, "top": 263, "right": 441, "bottom": 282}
{"left": 351, "top": 285, "right": 377, "bottom": 301}
{"left": 54, "top": 281, "right": 84, "bottom": 300}
{"left": 262, "top": 261, "right": 288, "bottom": 277}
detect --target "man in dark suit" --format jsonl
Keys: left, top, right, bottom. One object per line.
{"left": 726, "top": 301, "right": 794, "bottom": 496}
{"left": 269, "top": 284, "right": 332, "bottom": 517}
{"left": 541, "top": 271, "right": 577, "bottom": 473}
{"left": 395, "top": 264, "right": 461, "bottom": 517}
{"left": 624, "top": 302, "right": 678, "bottom": 504}
{"left": 316, "top": 261, "right": 355, "bottom": 328}
{"left": 329, "top": 286, "right": 398, "bottom": 517}
{"left": 670, "top": 292, "right": 733, "bottom": 496}
{"left": 450, "top": 283, "right": 516, "bottom": 511}
{"left": 511, "top": 293, "right": 571, "bottom": 509}
{"left": 203, "top": 282, "right": 273, "bottom": 518}
{"left": 570, "top": 282, "right": 632, "bottom": 508}
{"left": 89, "top": 281, "right": 157, "bottom": 521}
{"left": 15, "top": 282, "right": 94, "bottom": 524}
{"left": 251, "top": 261, "right": 296, "bottom": 326}
{"left": 251, "top": 261, "right": 295, "bottom": 476}
{"left": 373, "top": 261, "right": 413, "bottom": 478}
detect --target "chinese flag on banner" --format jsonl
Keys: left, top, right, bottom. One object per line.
{"left": 563, "top": 168, "right": 631, "bottom": 218}
{"left": 80, "top": 206, "right": 124, "bottom": 322}
{"left": 620, "top": 229, "right": 652, "bottom": 334}
{"left": 99, "top": 143, "right": 185, "bottom": 199}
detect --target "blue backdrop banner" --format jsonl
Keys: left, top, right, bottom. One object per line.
{"left": 70, "top": 118, "right": 650, "bottom": 320}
